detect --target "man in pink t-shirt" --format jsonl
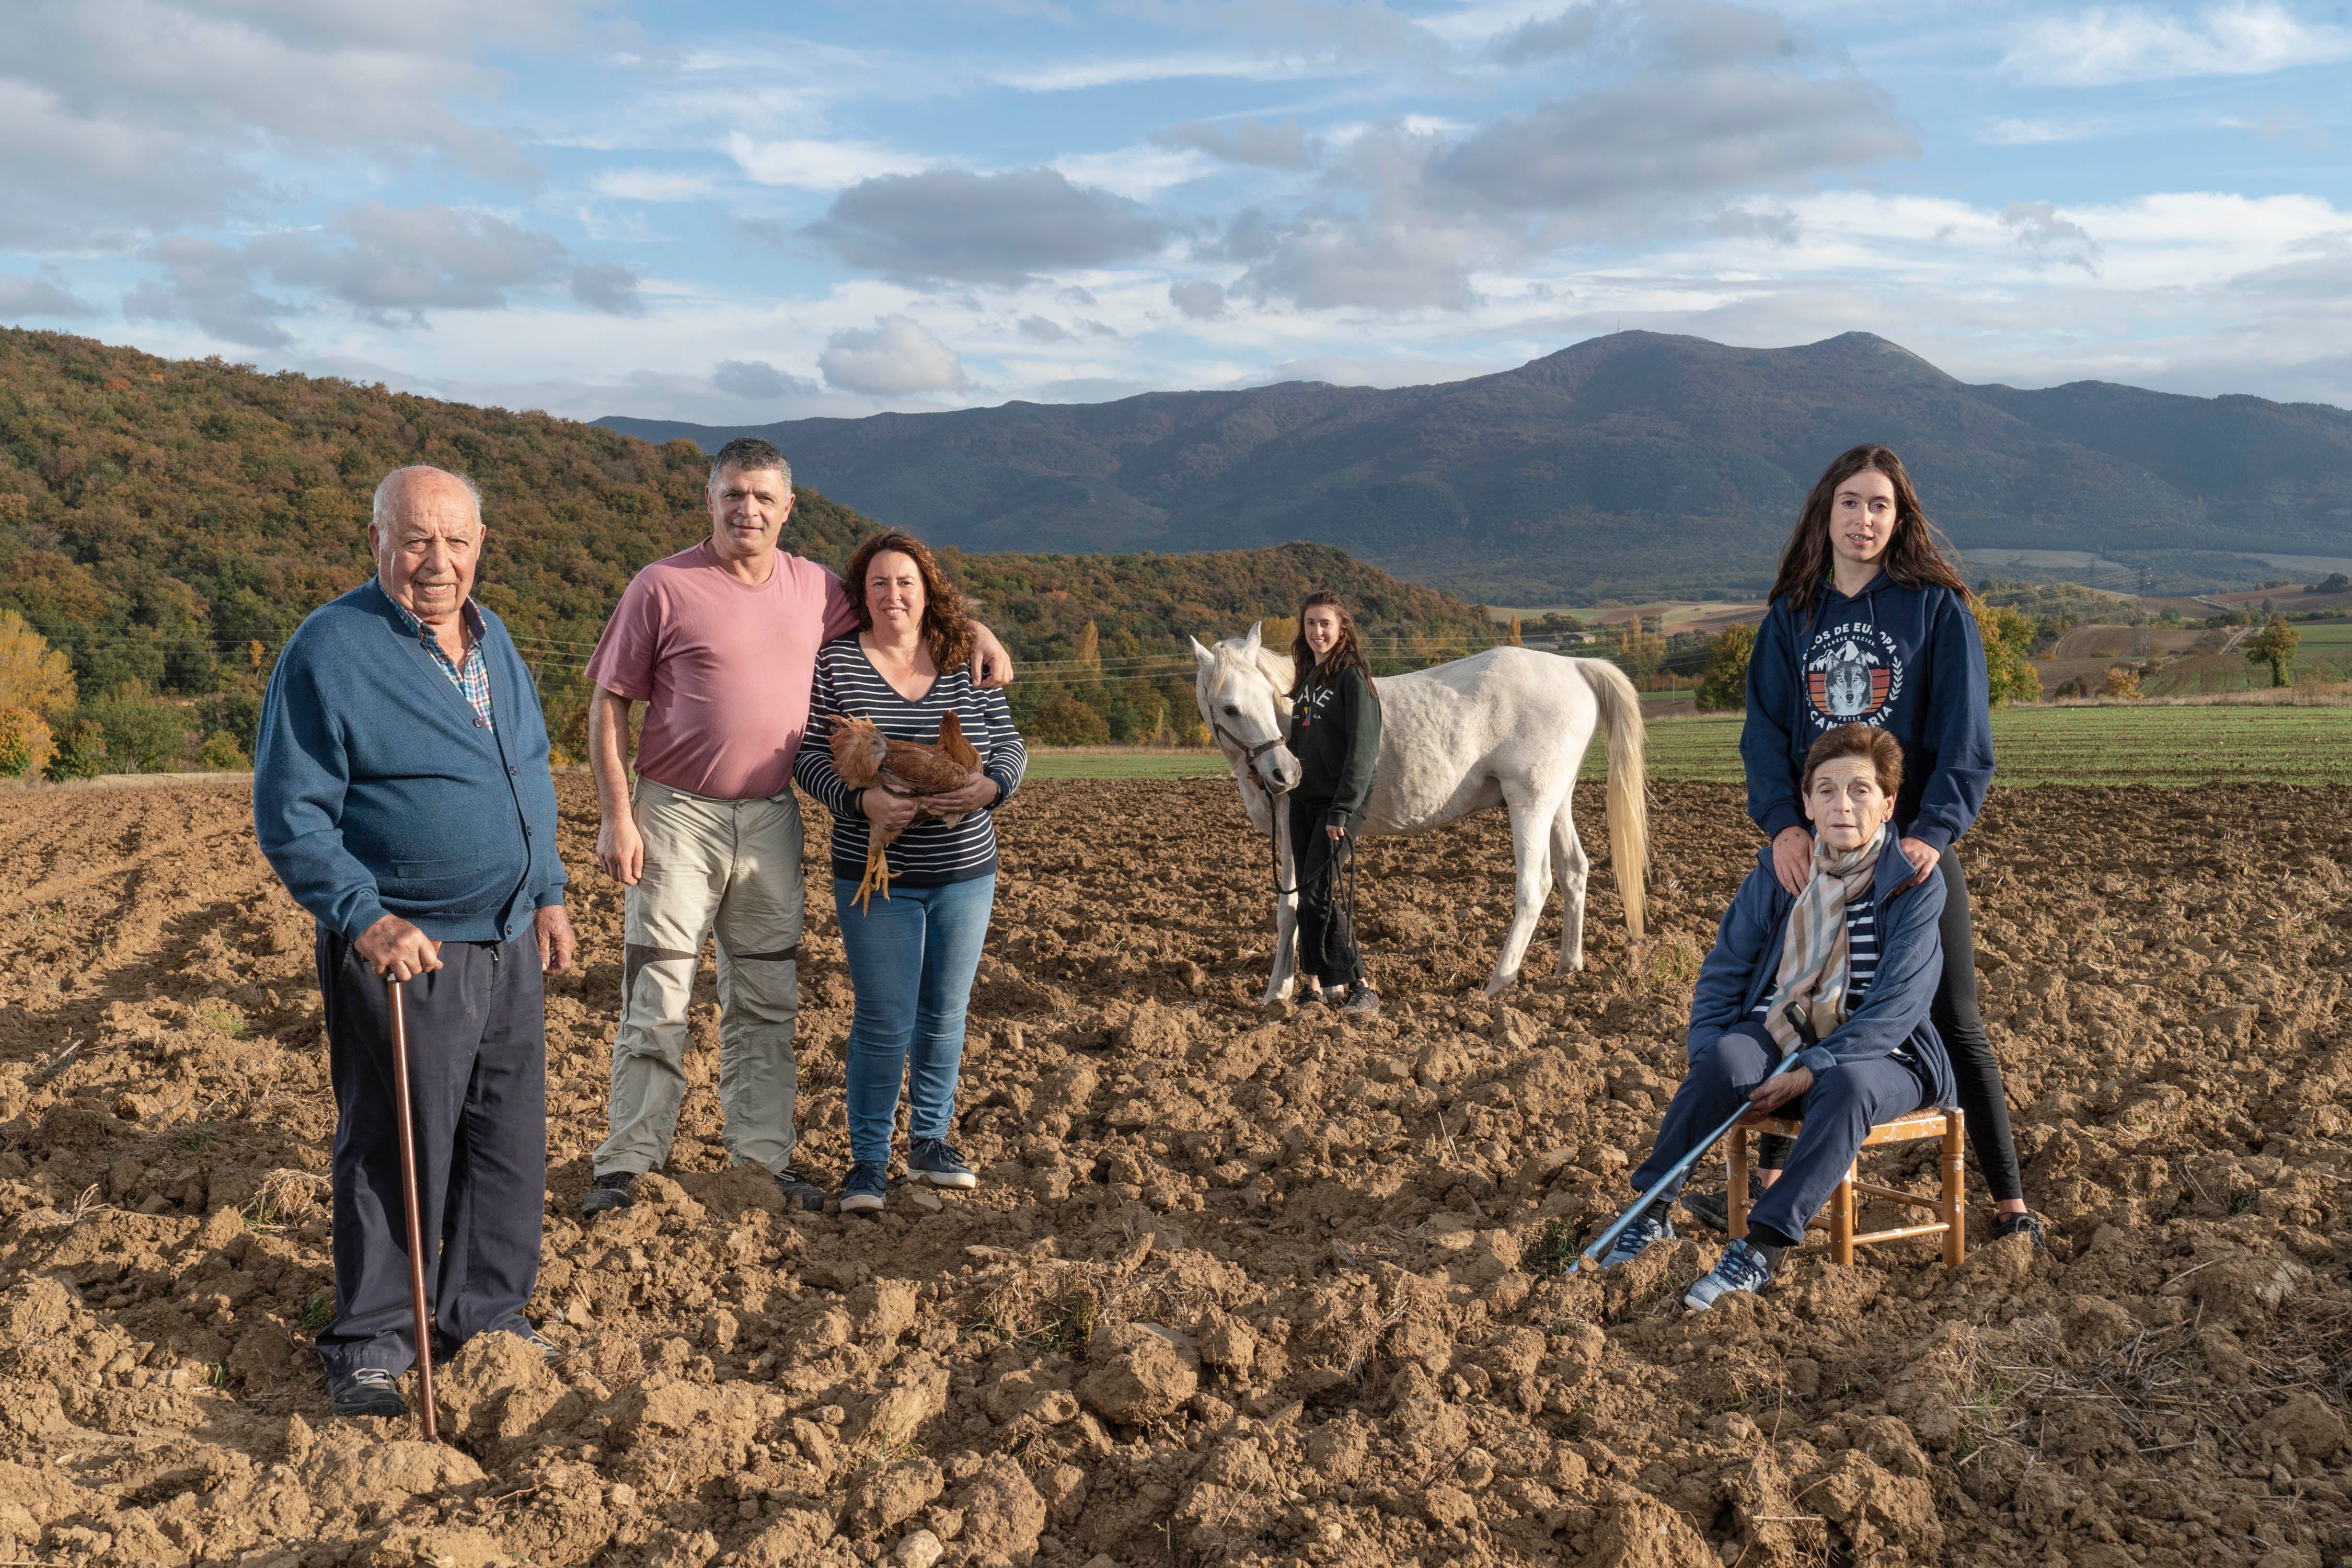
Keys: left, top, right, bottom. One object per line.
{"left": 579, "top": 436, "right": 1011, "bottom": 1216}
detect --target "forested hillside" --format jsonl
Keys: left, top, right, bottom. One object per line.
{"left": 0, "top": 329, "right": 1493, "bottom": 769}
{"left": 604, "top": 330, "right": 2352, "bottom": 602}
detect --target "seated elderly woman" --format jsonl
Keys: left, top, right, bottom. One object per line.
{"left": 1605, "top": 722, "right": 1957, "bottom": 1309}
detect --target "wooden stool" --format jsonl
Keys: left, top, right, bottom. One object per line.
{"left": 1726, "top": 1109, "right": 1966, "bottom": 1268}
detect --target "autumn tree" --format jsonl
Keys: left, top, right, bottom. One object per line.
{"left": 1613, "top": 616, "right": 1665, "bottom": 683}
{"left": 1971, "top": 597, "right": 2043, "bottom": 706}
{"left": 2102, "top": 665, "right": 2143, "bottom": 700}
{"left": 1693, "top": 622, "right": 1756, "bottom": 712}
{"left": 2244, "top": 615, "right": 2300, "bottom": 687}
{"left": 0, "top": 610, "right": 76, "bottom": 717}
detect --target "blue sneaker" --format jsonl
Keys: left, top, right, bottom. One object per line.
{"left": 840, "top": 1161, "right": 889, "bottom": 1215}
{"left": 1685, "top": 1239, "right": 1778, "bottom": 1310}
{"left": 906, "top": 1137, "right": 978, "bottom": 1190}
{"left": 1601, "top": 1209, "right": 1674, "bottom": 1268}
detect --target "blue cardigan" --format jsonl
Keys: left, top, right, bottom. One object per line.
{"left": 1686, "top": 830, "right": 1956, "bottom": 1110}
{"left": 253, "top": 580, "right": 567, "bottom": 944}
{"left": 1742, "top": 574, "right": 1994, "bottom": 857}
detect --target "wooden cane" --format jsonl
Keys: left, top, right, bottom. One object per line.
{"left": 385, "top": 976, "right": 440, "bottom": 1442}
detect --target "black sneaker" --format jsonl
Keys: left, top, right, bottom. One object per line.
{"left": 1991, "top": 1210, "right": 2047, "bottom": 1250}
{"left": 328, "top": 1367, "right": 405, "bottom": 1419}
{"left": 1295, "top": 985, "right": 1327, "bottom": 1009}
{"left": 582, "top": 1170, "right": 637, "bottom": 1216}
{"left": 1340, "top": 981, "right": 1380, "bottom": 1017}
{"left": 840, "top": 1161, "right": 889, "bottom": 1215}
{"left": 1679, "top": 1173, "right": 1770, "bottom": 1235}
{"left": 514, "top": 1324, "right": 566, "bottom": 1366}
{"left": 907, "top": 1137, "right": 978, "bottom": 1190}
{"left": 774, "top": 1165, "right": 828, "bottom": 1213}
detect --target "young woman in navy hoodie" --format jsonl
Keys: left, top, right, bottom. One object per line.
{"left": 1721, "top": 443, "right": 2043, "bottom": 1248}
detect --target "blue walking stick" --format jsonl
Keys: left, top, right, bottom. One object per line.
{"left": 1576, "top": 1004, "right": 1819, "bottom": 1272}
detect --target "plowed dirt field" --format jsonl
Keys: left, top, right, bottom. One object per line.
{"left": 2, "top": 776, "right": 2349, "bottom": 1568}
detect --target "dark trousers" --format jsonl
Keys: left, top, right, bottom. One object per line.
{"left": 1932, "top": 850, "right": 2023, "bottom": 1202}
{"left": 1630, "top": 1029, "right": 1930, "bottom": 1243}
{"left": 1288, "top": 796, "right": 1364, "bottom": 986}
{"left": 314, "top": 929, "right": 546, "bottom": 1378}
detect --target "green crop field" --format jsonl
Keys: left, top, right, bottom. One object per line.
{"left": 1025, "top": 703, "right": 2352, "bottom": 786}
{"left": 1617, "top": 706, "right": 2352, "bottom": 787}
{"left": 2145, "top": 619, "right": 2352, "bottom": 695}
{"left": 1023, "top": 748, "right": 1232, "bottom": 780}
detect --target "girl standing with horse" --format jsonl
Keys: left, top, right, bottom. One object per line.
{"left": 1290, "top": 591, "right": 1383, "bottom": 1016}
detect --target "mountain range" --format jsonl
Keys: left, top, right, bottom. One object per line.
{"left": 598, "top": 331, "right": 2352, "bottom": 603}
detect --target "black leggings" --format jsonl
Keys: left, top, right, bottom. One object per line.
{"left": 1756, "top": 849, "right": 2024, "bottom": 1203}
{"left": 1931, "top": 850, "right": 2024, "bottom": 1202}
{"left": 1289, "top": 797, "right": 1364, "bottom": 987}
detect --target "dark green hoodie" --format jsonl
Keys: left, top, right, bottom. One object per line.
{"left": 1290, "top": 661, "right": 1382, "bottom": 830}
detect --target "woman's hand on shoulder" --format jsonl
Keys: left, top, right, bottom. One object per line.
{"left": 1771, "top": 826, "right": 1812, "bottom": 895}
{"left": 929, "top": 772, "right": 1000, "bottom": 813}
{"left": 1895, "top": 836, "right": 1939, "bottom": 892}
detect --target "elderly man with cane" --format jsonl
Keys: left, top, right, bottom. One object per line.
{"left": 255, "top": 465, "right": 575, "bottom": 1421}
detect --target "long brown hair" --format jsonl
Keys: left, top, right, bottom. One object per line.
{"left": 1289, "top": 589, "right": 1374, "bottom": 693}
{"left": 844, "top": 529, "right": 974, "bottom": 672}
{"left": 1768, "top": 445, "right": 1969, "bottom": 611}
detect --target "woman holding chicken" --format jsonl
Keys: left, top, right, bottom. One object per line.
{"left": 794, "top": 530, "right": 1027, "bottom": 1214}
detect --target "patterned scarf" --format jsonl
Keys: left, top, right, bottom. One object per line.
{"left": 1763, "top": 824, "right": 1889, "bottom": 1053}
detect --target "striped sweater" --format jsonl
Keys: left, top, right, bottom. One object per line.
{"left": 794, "top": 635, "right": 1027, "bottom": 887}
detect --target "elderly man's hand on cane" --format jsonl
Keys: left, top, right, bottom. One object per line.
{"left": 356, "top": 915, "right": 443, "bottom": 982}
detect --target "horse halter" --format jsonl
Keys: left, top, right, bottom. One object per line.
{"left": 1213, "top": 719, "right": 1289, "bottom": 790}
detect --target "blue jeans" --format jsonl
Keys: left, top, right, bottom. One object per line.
{"left": 1628, "top": 1028, "right": 1932, "bottom": 1243}
{"left": 834, "top": 874, "right": 996, "bottom": 1168}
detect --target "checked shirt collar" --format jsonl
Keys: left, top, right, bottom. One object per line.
{"left": 390, "top": 596, "right": 494, "bottom": 730}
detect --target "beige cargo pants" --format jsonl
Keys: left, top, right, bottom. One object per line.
{"left": 594, "top": 776, "right": 803, "bottom": 1179}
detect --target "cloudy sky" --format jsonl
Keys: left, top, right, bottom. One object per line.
{"left": 3, "top": 0, "right": 2349, "bottom": 422}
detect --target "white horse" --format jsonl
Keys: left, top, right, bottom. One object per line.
{"left": 1191, "top": 626, "right": 1648, "bottom": 1001}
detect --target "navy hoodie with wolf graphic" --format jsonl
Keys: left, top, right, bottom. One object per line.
{"left": 1741, "top": 572, "right": 1994, "bottom": 856}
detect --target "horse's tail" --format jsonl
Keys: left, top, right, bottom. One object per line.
{"left": 1577, "top": 658, "right": 1649, "bottom": 941}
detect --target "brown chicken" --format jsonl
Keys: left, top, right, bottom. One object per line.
{"left": 827, "top": 711, "right": 985, "bottom": 911}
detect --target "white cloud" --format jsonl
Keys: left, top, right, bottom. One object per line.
{"left": 592, "top": 168, "right": 725, "bottom": 203}
{"left": 819, "top": 314, "right": 972, "bottom": 394}
{"left": 711, "top": 358, "right": 819, "bottom": 400}
{"left": 0, "top": 267, "right": 99, "bottom": 318}
{"left": 725, "top": 133, "right": 932, "bottom": 190}
{"left": 0, "top": 0, "right": 568, "bottom": 247}
{"left": 1052, "top": 145, "right": 1218, "bottom": 200}
{"left": 989, "top": 51, "right": 1344, "bottom": 91}
{"left": 2003, "top": 3, "right": 2352, "bottom": 87}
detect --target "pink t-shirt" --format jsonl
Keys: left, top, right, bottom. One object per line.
{"left": 585, "top": 544, "right": 859, "bottom": 800}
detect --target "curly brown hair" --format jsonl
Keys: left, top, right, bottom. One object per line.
{"left": 843, "top": 530, "right": 973, "bottom": 672}
{"left": 1768, "top": 444, "right": 1970, "bottom": 612}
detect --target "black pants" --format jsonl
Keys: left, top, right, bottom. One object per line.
{"left": 314, "top": 929, "right": 547, "bottom": 1378}
{"left": 1754, "top": 849, "right": 2024, "bottom": 1203}
{"left": 1932, "top": 850, "right": 2023, "bottom": 1202}
{"left": 1288, "top": 796, "right": 1364, "bottom": 987}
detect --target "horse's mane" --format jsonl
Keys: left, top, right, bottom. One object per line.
{"left": 1205, "top": 633, "right": 1296, "bottom": 700}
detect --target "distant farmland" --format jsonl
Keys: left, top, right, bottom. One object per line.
{"left": 1033, "top": 702, "right": 2352, "bottom": 787}
{"left": 1618, "top": 706, "right": 2352, "bottom": 787}
{"left": 2036, "top": 620, "right": 2352, "bottom": 697}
